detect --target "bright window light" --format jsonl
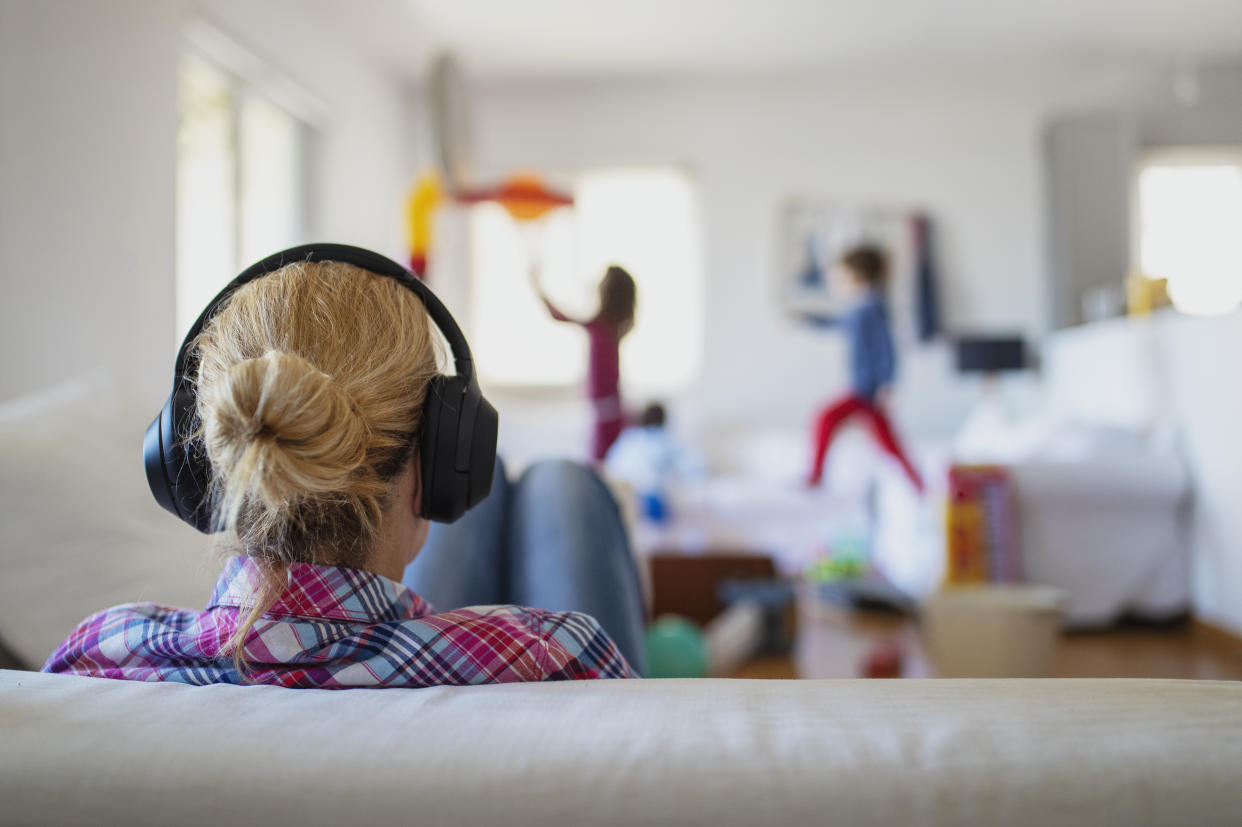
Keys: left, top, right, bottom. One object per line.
{"left": 176, "top": 52, "right": 309, "bottom": 338}
{"left": 237, "top": 94, "right": 304, "bottom": 266}
{"left": 176, "top": 54, "right": 235, "bottom": 338}
{"left": 469, "top": 204, "right": 584, "bottom": 386}
{"left": 1138, "top": 155, "right": 1242, "bottom": 317}
{"left": 469, "top": 167, "right": 703, "bottom": 392}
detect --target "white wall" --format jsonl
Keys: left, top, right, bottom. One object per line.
{"left": 1138, "top": 65, "right": 1242, "bottom": 148}
{"left": 1158, "top": 311, "right": 1242, "bottom": 635}
{"left": 0, "top": 0, "right": 181, "bottom": 406}
{"left": 469, "top": 73, "right": 1140, "bottom": 437}
{"left": 0, "top": 0, "right": 415, "bottom": 405}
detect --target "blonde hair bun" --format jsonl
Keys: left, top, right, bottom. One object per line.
{"left": 192, "top": 260, "right": 438, "bottom": 568}
{"left": 201, "top": 349, "right": 369, "bottom": 521}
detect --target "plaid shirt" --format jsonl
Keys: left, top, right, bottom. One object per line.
{"left": 43, "top": 556, "right": 634, "bottom": 687}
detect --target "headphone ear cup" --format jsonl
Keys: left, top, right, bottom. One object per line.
{"left": 419, "top": 375, "right": 466, "bottom": 522}
{"left": 143, "top": 385, "right": 214, "bottom": 532}
{"left": 144, "top": 396, "right": 179, "bottom": 518}
{"left": 419, "top": 374, "right": 498, "bottom": 523}
{"left": 467, "top": 395, "right": 498, "bottom": 509}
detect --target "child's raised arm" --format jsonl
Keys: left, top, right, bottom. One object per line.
{"left": 529, "top": 266, "right": 578, "bottom": 324}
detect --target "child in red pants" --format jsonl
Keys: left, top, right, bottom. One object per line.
{"left": 805, "top": 246, "right": 923, "bottom": 492}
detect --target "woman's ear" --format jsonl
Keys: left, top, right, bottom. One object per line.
{"left": 410, "top": 451, "right": 423, "bottom": 516}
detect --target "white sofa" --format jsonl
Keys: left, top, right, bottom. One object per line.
{"left": 1010, "top": 457, "right": 1190, "bottom": 626}
{"left": 3, "top": 669, "right": 1241, "bottom": 826}
{"left": 0, "top": 373, "right": 214, "bottom": 670}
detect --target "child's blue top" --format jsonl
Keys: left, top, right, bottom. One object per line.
{"left": 810, "top": 290, "right": 895, "bottom": 401}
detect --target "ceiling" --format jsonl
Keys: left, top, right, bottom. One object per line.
{"left": 333, "top": 0, "right": 1242, "bottom": 83}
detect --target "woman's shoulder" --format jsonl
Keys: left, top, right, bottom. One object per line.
{"left": 41, "top": 602, "right": 206, "bottom": 674}
{"left": 60, "top": 601, "right": 202, "bottom": 638}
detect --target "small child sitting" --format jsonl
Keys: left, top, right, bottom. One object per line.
{"left": 605, "top": 403, "right": 705, "bottom": 521}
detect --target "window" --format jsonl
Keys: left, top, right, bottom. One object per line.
{"left": 176, "top": 52, "right": 310, "bottom": 337}
{"left": 1136, "top": 149, "right": 1242, "bottom": 317}
{"left": 468, "top": 167, "right": 703, "bottom": 392}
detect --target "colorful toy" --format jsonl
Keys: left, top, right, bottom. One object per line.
{"left": 403, "top": 170, "right": 572, "bottom": 279}
{"left": 945, "top": 465, "right": 1021, "bottom": 584}
{"left": 805, "top": 535, "right": 870, "bottom": 583}
{"left": 405, "top": 172, "right": 442, "bottom": 277}
{"left": 413, "top": 52, "right": 574, "bottom": 280}
{"left": 456, "top": 173, "right": 572, "bottom": 221}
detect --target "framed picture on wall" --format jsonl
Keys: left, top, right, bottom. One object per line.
{"left": 777, "top": 199, "right": 932, "bottom": 345}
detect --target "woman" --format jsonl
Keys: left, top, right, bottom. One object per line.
{"left": 44, "top": 252, "right": 646, "bottom": 686}
{"left": 533, "top": 265, "right": 636, "bottom": 462}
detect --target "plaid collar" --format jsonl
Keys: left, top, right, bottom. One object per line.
{"left": 207, "top": 556, "right": 432, "bottom": 623}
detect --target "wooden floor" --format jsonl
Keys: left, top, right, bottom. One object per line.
{"left": 729, "top": 596, "right": 1242, "bottom": 680}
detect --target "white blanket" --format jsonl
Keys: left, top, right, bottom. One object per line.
{"left": 2, "top": 670, "right": 1240, "bottom": 826}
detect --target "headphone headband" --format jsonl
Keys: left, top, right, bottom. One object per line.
{"left": 145, "top": 243, "right": 498, "bottom": 531}
{"left": 173, "top": 243, "right": 475, "bottom": 386}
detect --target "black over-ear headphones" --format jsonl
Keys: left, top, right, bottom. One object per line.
{"left": 143, "top": 243, "right": 498, "bottom": 531}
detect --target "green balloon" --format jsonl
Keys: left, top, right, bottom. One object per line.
{"left": 645, "top": 616, "right": 708, "bottom": 678}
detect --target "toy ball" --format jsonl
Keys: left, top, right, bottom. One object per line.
{"left": 645, "top": 615, "right": 708, "bottom": 678}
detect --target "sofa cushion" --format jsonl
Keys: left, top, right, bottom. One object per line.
{"left": 0, "top": 373, "right": 215, "bottom": 667}
{"left": 2, "top": 670, "right": 1240, "bottom": 826}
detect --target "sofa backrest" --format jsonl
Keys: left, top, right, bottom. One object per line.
{"left": 4, "top": 670, "right": 1241, "bottom": 826}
